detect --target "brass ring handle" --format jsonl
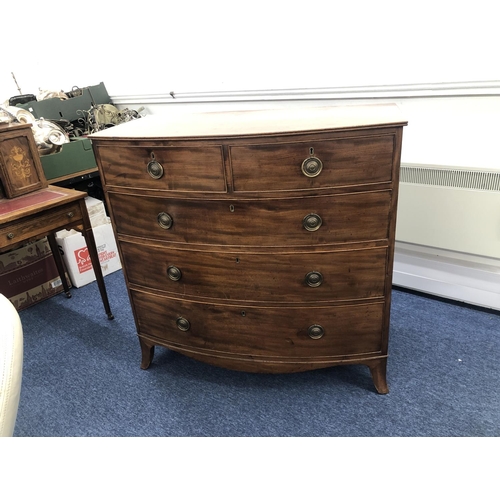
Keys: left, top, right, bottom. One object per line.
{"left": 302, "top": 213, "right": 322, "bottom": 231}
{"left": 176, "top": 317, "right": 190, "bottom": 331}
{"left": 157, "top": 212, "right": 173, "bottom": 229}
{"left": 67, "top": 212, "right": 74, "bottom": 218}
{"left": 167, "top": 265, "right": 182, "bottom": 281}
{"left": 7, "top": 232, "right": 14, "bottom": 240}
{"left": 301, "top": 156, "right": 323, "bottom": 177}
{"left": 305, "top": 271, "right": 323, "bottom": 287}
{"left": 308, "top": 324, "right": 325, "bottom": 339}
{"left": 147, "top": 160, "right": 164, "bottom": 179}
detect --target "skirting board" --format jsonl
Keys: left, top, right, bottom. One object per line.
{"left": 393, "top": 242, "right": 500, "bottom": 311}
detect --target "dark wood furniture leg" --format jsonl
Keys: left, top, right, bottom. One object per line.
{"left": 139, "top": 337, "right": 155, "bottom": 369}
{"left": 47, "top": 232, "right": 72, "bottom": 298}
{"left": 367, "top": 358, "right": 389, "bottom": 394}
{"left": 79, "top": 199, "right": 114, "bottom": 320}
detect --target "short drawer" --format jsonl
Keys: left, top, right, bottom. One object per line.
{"left": 109, "top": 190, "right": 392, "bottom": 247}
{"left": 0, "top": 202, "right": 82, "bottom": 248}
{"left": 230, "top": 134, "right": 395, "bottom": 192}
{"left": 95, "top": 144, "right": 226, "bottom": 192}
{"left": 131, "top": 289, "right": 384, "bottom": 357}
{"left": 121, "top": 241, "right": 388, "bottom": 302}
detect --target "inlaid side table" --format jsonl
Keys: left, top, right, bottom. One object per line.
{"left": 0, "top": 185, "right": 113, "bottom": 319}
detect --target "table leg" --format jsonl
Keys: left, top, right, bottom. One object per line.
{"left": 47, "top": 232, "right": 72, "bottom": 298}
{"left": 80, "top": 201, "right": 114, "bottom": 320}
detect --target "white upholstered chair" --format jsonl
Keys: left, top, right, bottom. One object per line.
{"left": 0, "top": 293, "right": 23, "bottom": 437}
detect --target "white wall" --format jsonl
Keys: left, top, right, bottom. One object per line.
{"left": 398, "top": 96, "right": 500, "bottom": 170}
{"left": 2, "top": 0, "right": 498, "bottom": 100}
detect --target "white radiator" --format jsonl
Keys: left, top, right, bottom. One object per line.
{"left": 394, "top": 163, "right": 500, "bottom": 310}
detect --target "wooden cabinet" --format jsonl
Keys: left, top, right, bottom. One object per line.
{"left": 91, "top": 105, "right": 407, "bottom": 393}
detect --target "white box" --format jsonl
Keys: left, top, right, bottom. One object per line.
{"left": 56, "top": 222, "right": 121, "bottom": 288}
{"left": 84, "top": 196, "right": 108, "bottom": 228}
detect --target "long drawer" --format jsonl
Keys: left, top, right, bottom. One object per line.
{"left": 0, "top": 201, "right": 82, "bottom": 248}
{"left": 121, "top": 241, "right": 388, "bottom": 302}
{"left": 109, "top": 190, "right": 392, "bottom": 247}
{"left": 229, "top": 134, "right": 395, "bottom": 192}
{"left": 131, "top": 289, "right": 385, "bottom": 358}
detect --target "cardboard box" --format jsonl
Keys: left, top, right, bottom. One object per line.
{"left": 0, "top": 237, "right": 68, "bottom": 311}
{"left": 55, "top": 222, "right": 121, "bottom": 288}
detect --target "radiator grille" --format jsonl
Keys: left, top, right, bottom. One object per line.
{"left": 400, "top": 164, "right": 500, "bottom": 191}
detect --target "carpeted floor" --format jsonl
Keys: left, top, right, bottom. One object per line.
{"left": 14, "top": 270, "right": 500, "bottom": 436}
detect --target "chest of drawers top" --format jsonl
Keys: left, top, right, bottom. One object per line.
{"left": 90, "top": 104, "right": 406, "bottom": 140}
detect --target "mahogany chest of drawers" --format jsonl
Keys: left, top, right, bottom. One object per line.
{"left": 91, "top": 105, "right": 406, "bottom": 393}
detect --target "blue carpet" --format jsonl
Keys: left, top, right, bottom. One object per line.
{"left": 14, "top": 270, "right": 500, "bottom": 436}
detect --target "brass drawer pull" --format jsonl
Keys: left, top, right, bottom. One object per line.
{"left": 67, "top": 211, "right": 74, "bottom": 218}
{"left": 157, "top": 212, "right": 173, "bottom": 229}
{"left": 176, "top": 317, "right": 190, "bottom": 331}
{"left": 147, "top": 160, "right": 164, "bottom": 179}
{"left": 167, "top": 265, "right": 182, "bottom": 281}
{"left": 7, "top": 232, "right": 15, "bottom": 240}
{"left": 302, "top": 213, "right": 322, "bottom": 231}
{"left": 308, "top": 324, "right": 325, "bottom": 339}
{"left": 305, "top": 271, "right": 323, "bottom": 287}
{"left": 301, "top": 156, "right": 323, "bottom": 177}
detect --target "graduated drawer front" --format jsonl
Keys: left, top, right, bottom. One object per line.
{"left": 121, "top": 241, "right": 387, "bottom": 302}
{"left": 110, "top": 190, "right": 391, "bottom": 246}
{"left": 131, "top": 289, "right": 384, "bottom": 357}
{"left": 96, "top": 145, "right": 226, "bottom": 192}
{"left": 230, "top": 135, "right": 395, "bottom": 192}
{"left": 0, "top": 201, "right": 82, "bottom": 248}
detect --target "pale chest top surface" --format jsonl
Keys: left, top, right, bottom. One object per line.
{"left": 90, "top": 104, "right": 406, "bottom": 139}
